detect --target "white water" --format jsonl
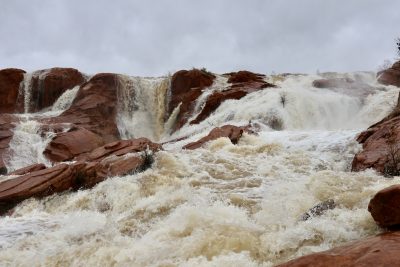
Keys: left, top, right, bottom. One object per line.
{"left": 1, "top": 72, "right": 399, "bottom": 266}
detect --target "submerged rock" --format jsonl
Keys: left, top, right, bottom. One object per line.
{"left": 183, "top": 125, "right": 247, "bottom": 150}
{"left": 368, "top": 184, "right": 400, "bottom": 228}
{"left": 277, "top": 231, "right": 400, "bottom": 266}
{"left": 300, "top": 199, "right": 336, "bottom": 221}
{"left": 0, "top": 68, "right": 26, "bottom": 114}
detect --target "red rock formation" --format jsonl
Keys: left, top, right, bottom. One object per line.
{"left": 277, "top": 231, "right": 400, "bottom": 267}
{"left": 166, "top": 69, "right": 215, "bottom": 130}
{"left": 0, "top": 138, "right": 161, "bottom": 213}
{"left": 0, "top": 68, "right": 25, "bottom": 114}
{"left": 8, "top": 163, "right": 46, "bottom": 176}
{"left": 16, "top": 68, "right": 86, "bottom": 113}
{"left": 43, "top": 73, "right": 122, "bottom": 143}
{"left": 378, "top": 61, "right": 400, "bottom": 87}
{"left": 368, "top": 185, "right": 400, "bottom": 228}
{"left": 0, "top": 114, "right": 18, "bottom": 174}
{"left": 189, "top": 71, "right": 275, "bottom": 124}
{"left": 44, "top": 126, "right": 105, "bottom": 162}
{"left": 183, "top": 125, "right": 247, "bottom": 150}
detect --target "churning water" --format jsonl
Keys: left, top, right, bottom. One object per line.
{"left": 1, "top": 72, "right": 399, "bottom": 266}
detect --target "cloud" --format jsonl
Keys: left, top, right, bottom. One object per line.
{"left": 0, "top": 0, "right": 399, "bottom": 75}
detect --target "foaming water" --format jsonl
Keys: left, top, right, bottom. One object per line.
{"left": 0, "top": 72, "right": 399, "bottom": 266}
{"left": 4, "top": 120, "right": 56, "bottom": 171}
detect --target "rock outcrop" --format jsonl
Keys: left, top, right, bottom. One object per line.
{"left": 277, "top": 231, "right": 400, "bottom": 267}
{"left": 25, "top": 68, "right": 86, "bottom": 112}
{"left": 43, "top": 73, "right": 122, "bottom": 144}
{"left": 368, "top": 184, "right": 400, "bottom": 228}
{"left": 0, "top": 138, "right": 161, "bottom": 213}
{"left": 0, "top": 68, "right": 26, "bottom": 114}
{"left": 190, "top": 71, "right": 275, "bottom": 124}
{"left": 0, "top": 114, "right": 18, "bottom": 174}
{"left": 352, "top": 92, "right": 400, "bottom": 174}
{"left": 166, "top": 69, "right": 215, "bottom": 131}
{"left": 183, "top": 125, "right": 248, "bottom": 150}
{"left": 378, "top": 60, "right": 400, "bottom": 87}
{"left": 43, "top": 126, "right": 105, "bottom": 162}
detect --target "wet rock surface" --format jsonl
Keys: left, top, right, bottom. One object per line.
{"left": 368, "top": 184, "right": 400, "bottom": 228}
{"left": 183, "top": 125, "right": 248, "bottom": 150}
{"left": 277, "top": 231, "right": 400, "bottom": 267}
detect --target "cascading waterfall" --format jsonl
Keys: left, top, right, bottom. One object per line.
{"left": 116, "top": 75, "right": 170, "bottom": 141}
{"left": 1, "top": 71, "right": 400, "bottom": 266}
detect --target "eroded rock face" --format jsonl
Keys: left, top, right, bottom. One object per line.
{"left": 44, "top": 73, "right": 122, "bottom": 143}
{"left": 166, "top": 69, "right": 215, "bottom": 131}
{"left": 0, "top": 68, "right": 26, "bottom": 114}
{"left": 44, "top": 126, "right": 105, "bottom": 162}
{"left": 368, "top": 185, "right": 400, "bottom": 228}
{"left": 277, "top": 231, "right": 400, "bottom": 267}
{"left": 378, "top": 61, "right": 400, "bottom": 87}
{"left": 0, "top": 137, "right": 161, "bottom": 213}
{"left": 28, "top": 68, "right": 86, "bottom": 112}
{"left": 0, "top": 114, "right": 19, "bottom": 174}
{"left": 183, "top": 125, "right": 247, "bottom": 150}
{"left": 189, "top": 71, "right": 274, "bottom": 124}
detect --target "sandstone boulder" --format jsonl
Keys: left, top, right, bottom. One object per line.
{"left": 0, "top": 114, "right": 18, "bottom": 174}
{"left": 378, "top": 61, "right": 400, "bottom": 87}
{"left": 368, "top": 184, "right": 400, "bottom": 228}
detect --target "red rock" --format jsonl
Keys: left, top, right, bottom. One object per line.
{"left": 226, "top": 70, "right": 266, "bottom": 84}
{"left": 8, "top": 163, "right": 46, "bottom": 176}
{"left": 183, "top": 125, "right": 246, "bottom": 150}
{"left": 43, "top": 73, "right": 122, "bottom": 143}
{"left": 0, "top": 137, "right": 161, "bottom": 213}
{"left": 43, "top": 126, "right": 105, "bottom": 162}
{"left": 16, "top": 68, "right": 86, "bottom": 113}
{"left": 352, "top": 92, "right": 400, "bottom": 174}
{"left": 277, "top": 231, "right": 400, "bottom": 267}
{"left": 0, "top": 68, "right": 26, "bottom": 114}
{"left": 0, "top": 114, "right": 18, "bottom": 174}
{"left": 166, "top": 69, "right": 215, "bottom": 131}
{"left": 378, "top": 61, "right": 400, "bottom": 87}
{"left": 368, "top": 185, "right": 400, "bottom": 227}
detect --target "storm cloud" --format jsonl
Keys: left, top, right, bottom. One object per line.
{"left": 0, "top": 0, "right": 399, "bottom": 76}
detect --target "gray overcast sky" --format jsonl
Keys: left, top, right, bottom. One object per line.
{"left": 0, "top": 0, "right": 399, "bottom": 76}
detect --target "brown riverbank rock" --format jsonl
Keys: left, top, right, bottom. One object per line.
{"left": 43, "top": 73, "right": 122, "bottom": 143}
{"left": 24, "top": 68, "right": 86, "bottom": 113}
{"left": 183, "top": 125, "right": 248, "bottom": 150}
{"left": 378, "top": 60, "right": 400, "bottom": 87}
{"left": 44, "top": 126, "right": 105, "bottom": 162}
{"left": 166, "top": 69, "right": 215, "bottom": 131}
{"left": 277, "top": 231, "right": 400, "bottom": 267}
{"left": 0, "top": 114, "right": 19, "bottom": 174}
{"left": 0, "top": 68, "right": 26, "bottom": 114}
{"left": 368, "top": 184, "right": 400, "bottom": 228}
{"left": 0, "top": 137, "right": 161, "bottom": 213}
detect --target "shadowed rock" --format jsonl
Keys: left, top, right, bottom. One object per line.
{"left": 0, "top": 114, "right": 19, "bottom": 174}
{"left": 0, "top": 68, "right": 26, "bottom": 114}
{"left": 368, "top": 185, "right": 400, "bottom": 228}
{"left": 300, "top": 199, "right": 336, "bottom": 221}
